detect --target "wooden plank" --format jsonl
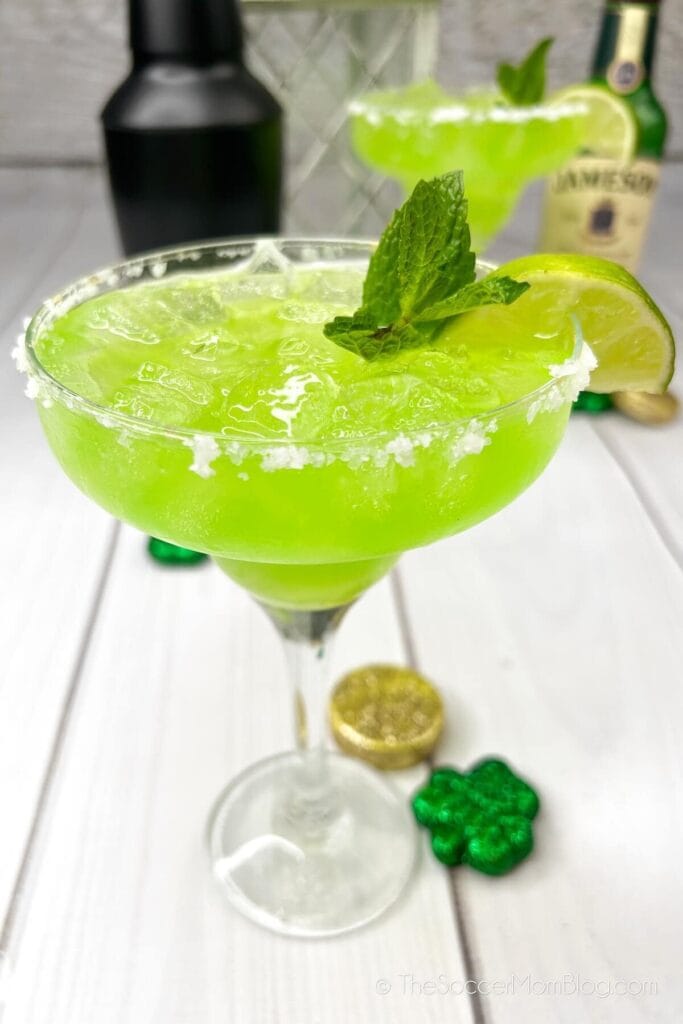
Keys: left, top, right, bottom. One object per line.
{"left": 0, "top": 527, "right": 474, "bottom": 1024}
{"left": 593, "top": 414, "right": 683, "bottom": 570}
{"left": 1, "top": 0, "right": 681, "bottom": 163}
{"left": 0, "top": 169, "right": 118, "bottom": 927}
{"left": 588, "top": 163, "right": 683, "bottom": 569}
{"left": 397, "top": 418, "right": 683, "bottom": 1022}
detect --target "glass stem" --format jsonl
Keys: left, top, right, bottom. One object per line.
{"left": 260, "top": 603, "right": 350, "bottom": 823}
{"left": 265, "top": 604, "right": 348, "bottom": 752}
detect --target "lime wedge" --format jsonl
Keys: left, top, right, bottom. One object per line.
{"left": 549, "top": 84, "right": 637, "bottom": 161}
{"left": 492, "top": 254, "right": 674, "bottom": 393}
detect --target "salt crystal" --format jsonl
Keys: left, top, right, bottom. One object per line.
{"left": 25, "top": 377, "right": 40, "bottom": 400}
{"left": 260, "top": 445, "right": 319, "bottom": 471}
{"left": 185, "top": 434, "right": 220, "bottom": 478}
{"left": 450, "top": 418, "right": 496, "bottom": 463}
{"left": 11, "top": 331, "right": 29, "bottom": 373}
{"left": 385, "top": 434, "right": 415, "bottom": 467}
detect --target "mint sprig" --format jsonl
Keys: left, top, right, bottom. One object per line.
{"left": 414, "top": 276, "right": 529, "bottom": 323}
{"left": 496, "top": 37, "right": 554, "bottom": 106}
{"left": 323, "top": 171, "right": 529, "bottom": 361}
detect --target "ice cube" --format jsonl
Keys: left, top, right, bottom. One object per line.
{"left": 328, "top": 373, "right": 462, "bottom": 439}
{"left": 111, "top": 383, "right": 195, "bottom": 426}
{"left": 134, "top": 362, "right": 213, "bottom": 406}
{"left": 220, "top": 363, "right": 338, "bottom": 440}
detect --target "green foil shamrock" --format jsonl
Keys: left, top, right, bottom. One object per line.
{"left": 412, "top": 758, "right": 540, "bottom": 875}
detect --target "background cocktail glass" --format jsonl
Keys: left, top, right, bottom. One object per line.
{"left": 350, "top": 82, "right": 588, "bottom": 250}
{"left": 25, "top": 238, "right": 584, "bottom": 937}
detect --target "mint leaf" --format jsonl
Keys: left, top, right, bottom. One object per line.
{"left": 325, "top": 313, "right": 432, "bottom": 360}
{"left": 361, "top": 203, "right": 402, "bottom": 326}
{"left": 415, "top": 276, "right": 530, "bottom": 323}
{"left": 395, "top": 173, "right": 474, "bottom": 316}
{"left": 496, "top": 37, "right": 554, "bottom": 106}
{"left": 323, "top": 172, "right": 529, "bottom": 362}
{"left": 360, "top": 171, "right": 473, "bottom": 325}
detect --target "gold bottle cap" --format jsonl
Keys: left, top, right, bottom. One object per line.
{"left": 613, "top": 390, "right": 679, "bottom": 425}
{"left": 330, "top": 664, "right": 443, "bottom": 770}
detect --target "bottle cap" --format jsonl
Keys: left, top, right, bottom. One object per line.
{"left": 612, "top": 390, "right": 679, "bottom": 425}
{"left": 330, "top": 664, "right": 443, "bottom": 770}
{"left": 130, "top": 0, "right": 243, "bottom": 62}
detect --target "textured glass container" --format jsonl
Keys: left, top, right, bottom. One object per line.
{"left": 243, "top": 0, "right": 438, "bottom": 235}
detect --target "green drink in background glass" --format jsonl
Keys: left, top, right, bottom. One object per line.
{"left": 350, "top": 79, "right": 588, "bottom": 251}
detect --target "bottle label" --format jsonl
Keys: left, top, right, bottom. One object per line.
{"left": 539, "top": 156, "right": 661, "bottom": 273}
{"left": 606, "top": 5, "right": 651, "bottom": 94}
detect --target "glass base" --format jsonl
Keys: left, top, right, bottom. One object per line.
{"left": 207, "top": 751, "right": 418, "bottom": 937}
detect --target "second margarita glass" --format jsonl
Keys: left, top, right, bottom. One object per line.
{"left": 350, "top": 81, "right": 588, "bottom": 250}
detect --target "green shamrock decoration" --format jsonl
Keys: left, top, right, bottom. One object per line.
{"left": 412, "top": 758, "right": 540, "bottom": 875}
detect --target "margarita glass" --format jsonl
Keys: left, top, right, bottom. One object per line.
{"left": 350, "top": 81, "right": 588, "bottom": 250}
{"left": 24, "top": 238, "right": 587, "bottom": 936}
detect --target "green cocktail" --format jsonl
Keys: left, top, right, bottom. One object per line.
{"left": 351, "top": 80, "right": 588, "bottom": 249}
{"left": 30, "top": 243, "right": 580, "bottom": 610}
{"left": 23, "top": 235, "right": 589, "bottom": 937}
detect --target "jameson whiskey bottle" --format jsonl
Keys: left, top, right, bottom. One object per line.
{"left": 102, "top": 0, "right": 282, "bottom": 563}
{"left": 542, "top": 0, "right": 666, "bottom": 269}
{"left": 541, "top": 0, "right": 667, "bottom": 412}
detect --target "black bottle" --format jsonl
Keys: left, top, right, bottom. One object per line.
{"left": 101, "top": 0, "right": 282, "bottom": 255}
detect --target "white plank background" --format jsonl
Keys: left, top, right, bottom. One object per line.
{"left": 0, "top": 166, "right": 681, "bottom": 1022}
{"left": 0, "top": 169, "right": 117, "bottom": 932}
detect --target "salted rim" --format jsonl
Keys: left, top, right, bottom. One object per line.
{"left": 349, "top": 87, "right": 588, "bottom": 126}
{"left": 22, "top": 237, "right": 586, "bottom": 450}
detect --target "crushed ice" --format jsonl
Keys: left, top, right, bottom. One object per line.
{"left": 243, "top": 239, "right": 293, "bottom": 277}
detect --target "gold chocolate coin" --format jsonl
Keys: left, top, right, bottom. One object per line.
{"left": 330, "top": 664, "right": 443, "bottom": 770}
{"left": 613, "top": 390, "right": 679, "bottom": 425}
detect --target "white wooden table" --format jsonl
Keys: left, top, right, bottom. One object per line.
{"left": 1, "top": 167, "right": 681, "bottom": 1023}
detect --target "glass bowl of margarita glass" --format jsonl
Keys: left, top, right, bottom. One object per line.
{"left": 350, "top": 81, "right": 589, "bottom": 251}
{"left": 23, "top": 237, "right": 589, "bottom": 937}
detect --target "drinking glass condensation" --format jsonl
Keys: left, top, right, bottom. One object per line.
{"left": 24, "top": 239, "right": 588, "bottom": 936}
{"left": 242, "top": 0, "right": 438, "bottom": 235}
